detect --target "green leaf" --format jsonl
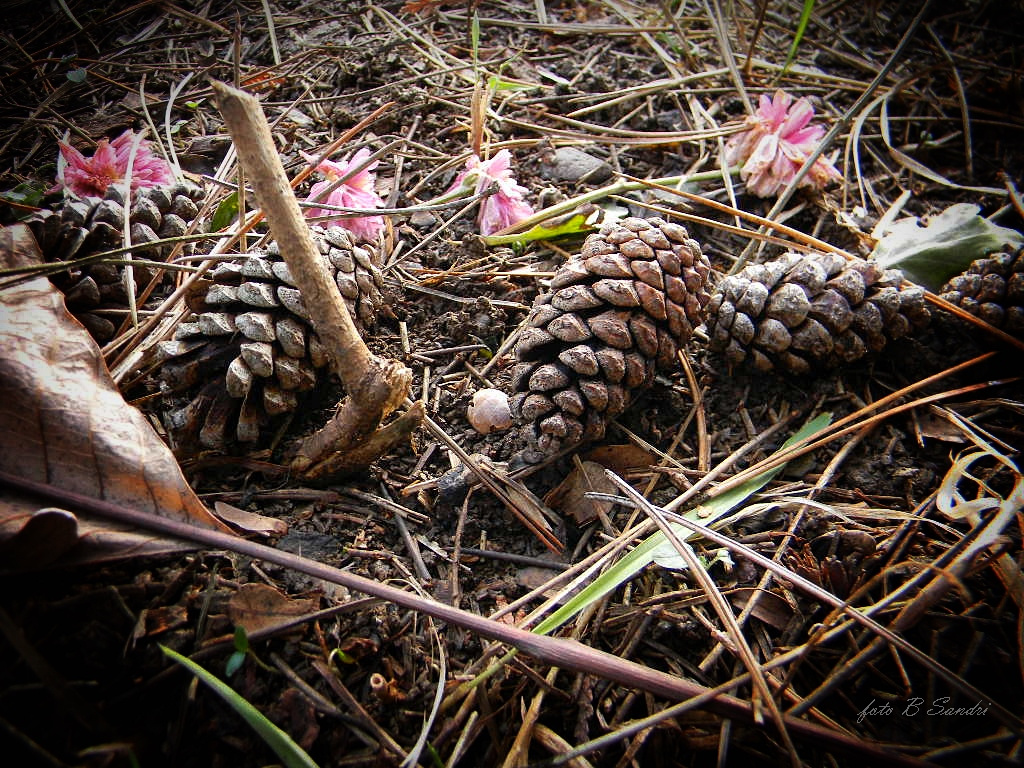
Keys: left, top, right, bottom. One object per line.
{"left": 328, "top": 648, "right": 356, "bottom": 666}
{"left": 160, "top": 645, "right": 320, "bottom": 768}
{"left": 211, "top": 191, "right": 240, "bottom": 232}
{"left": 225, "top": 626, "right": 249, "bottom": 676}
{"left": 233, "top": 624, "right": 250, "bottom": 654}
{"left": 225, "top": 651, "right": 245, "bottom": 677}
{"left": 872, "top": 204, "right": 1024, "bottom": 290}
{"left": 2, "top": 182, "right": 47, "bottom": 209}
{"left": 480, "top": 204, "right": 605, "bottom": 246}
{"left": 649, "top": 412, "right": 831, "bottom": 569}
{"left": 531, "top": 412, "right": 832, "bottom": 635}
{"left": 471, "top": 11, "right": 480, "bottom": 66}
{"left": 485, "top": 76, "right": 536, "bottom": 92}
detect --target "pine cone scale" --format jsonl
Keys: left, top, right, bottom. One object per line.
{"left": 706, "top": 252, "right": 931, "bottom": 374}
{"left": 940, "top": 247, "right": 1024, "bottom": 334}
{"left": 27, "top": 182, "right": 205, "bottom": 341}
{"left": 512, "top": 217, "right": 711, "bottom": 457}
{"left": 159, "top": 225, "right": 389, "bottom": 451}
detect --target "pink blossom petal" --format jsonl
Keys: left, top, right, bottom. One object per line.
{"left": 724, "top": 89, "right": 840, "bottom": 198}
{"left": 302, "top": 147, "right": 385, "bottom": 240}
{"left": 724, "top": 129, "right": 760, "bottom": 167}
{"left": 479, "top": 191, "right": 535, "bottom": 236}
{"left": 785, "top": 124, "right": 825, "bottom": 152}
{"left": 478, "top": 149, "right": 512, "bottom": 179}
{"left": 778, "top": 140, "right": 807, "bottom": 164}
{"left": 807, "top": 155, "right": 843, "bottom": 188}
{"left": 779, "top": 98, "right": 815, "bottom": 137}
{"left": 58, "top": 139, "right": 121, "bottom": 197}
{"left": 756, "top": 90, "right": 792, "bottom": 128}
{"left": 54, "top": 129, "right": 174, "bottom": 198}
{"left": 445, "top": 149, "right": 534, "bottom": 234}
{"left": 337, "top": 148, "right": 379, "bottom": 192}
{"left": 743, "top": 137, "right": 787, "bottom": 197}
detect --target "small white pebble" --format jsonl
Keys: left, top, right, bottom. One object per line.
{"left": 467, "top": 388, "right": 513, "bottom": 434}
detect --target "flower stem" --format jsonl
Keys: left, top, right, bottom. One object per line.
{"left": 481, "top": 167, "right": 738, "bottom": 245}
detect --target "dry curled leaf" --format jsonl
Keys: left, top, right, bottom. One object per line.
{"left": 727, "top": 587, "right": 796, "bottom": 632}
{"left": 227, "top": 582, "right": 319, "bottom": 635}
{"left": 544, "top": 459, "right": 619, "bottom": 525}
{"left": 582, "top": 444, "right": 655, "bottom": 474}
{"left": 0, "top": 224, "right": 226, "bottom": 569}
{"left": 214, "top": 500, "right": 289, "bottom": 537}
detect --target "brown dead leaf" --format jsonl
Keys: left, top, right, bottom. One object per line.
{"left": 0, "top": 491, "right": 204, "bottom": 571}
{"left": 0, "top": 506, "right": 78, "bottom": 570}
{"left": 141, "top": 604, "right": 190, "bottom": 637}
{"left": 214, "top": 501, "right": 289, "bottom": 537}
{"left": 227, "top": 582, "right": 319, "bottom": 634}
{"left": 544, "top": 459, "right": 619, "bottom": 525}
{"left": 583, "top": 444, "right": 655, "bottom": 474}
{"left": 0, "top": 224, "right": 226, "bottom": 569}
{"left": 401, "top": 0, "right": 462, "bottom": 15}
{"left": 727, "top": 587, "right": 796, "bottom": 631}
{"left": 915, "top": 410, "right": 966, "bottom": 444}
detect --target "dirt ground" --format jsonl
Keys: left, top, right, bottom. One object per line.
{"left": 1, "top": 1, "right": 1023, "bottom": 767}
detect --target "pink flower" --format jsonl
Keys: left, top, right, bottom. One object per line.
{"left": 55, "top": 129, "right": 175, "bottom": 198}
{"left": 448, "top": 149, "right": 534, "bottom": 236}
{"left": 724, "top": 90, "right": 841, "bottom": 198}
{"left": 302, "top": 148, "right": 385, "bottom": 241}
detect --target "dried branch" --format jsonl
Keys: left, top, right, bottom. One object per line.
{"left": 211, "top": 80, "right": 417, "bottom": 479}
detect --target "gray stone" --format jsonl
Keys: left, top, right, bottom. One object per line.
{"left": 541, "top": 147, "right": 613, "bottom": 183}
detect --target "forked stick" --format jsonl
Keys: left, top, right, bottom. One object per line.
{"left": 212, "top": 80, "right": 418, "bottom": 479}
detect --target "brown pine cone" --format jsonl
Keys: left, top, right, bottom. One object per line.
{"left": 26, "top": 182, "right": 204, "bottom": 340}
{"left": 939, "top": 246, "right": 1024, "bottom": 334}
{"left": 158, "top": 225, "right": 389, "bottom": 451}
{"left": 510, "top": 217, "right": 711, "bottom": 458}
{"left": 705, "top": 251, "right": 930, "bottom": 374}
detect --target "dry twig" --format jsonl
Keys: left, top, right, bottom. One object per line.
{"left": 212, "top": 80, "right": 421, "bottom": 480}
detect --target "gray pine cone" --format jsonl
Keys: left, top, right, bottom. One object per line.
{"left": 510, "top": 217, "right": 711, "bottom": 457}
{"left": 705, "top": 251, "right": 931, "bottom": 374}
{"left": 939, "top": 246, "right": 1023, "bottom": 334}
{"left": 158, "top": 225, "right": 388, "bottom": 451}
{"left": 26, "top": 182, "right": 204, "bottom": 340}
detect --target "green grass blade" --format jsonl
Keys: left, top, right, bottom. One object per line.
{"left": 687, "top": 411, "right": 831, "bottom": 526}
{"left": 650, "top": 411, "right": 831, "bottom": 568}
{"left": 160, "top": 645, "right": 320, "bottom": 768}
{"left": 471, "top": 11, "right": 480, "bottom": 68}
{"left": 532, "top": 412, "right": 832, "bottom": 635}
{"left": 779, "top": 0, "right": 816, "bottom": 78}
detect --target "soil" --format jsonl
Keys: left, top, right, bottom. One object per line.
{"left": 1, "top": 2, "right": 1023, "bottom": 767}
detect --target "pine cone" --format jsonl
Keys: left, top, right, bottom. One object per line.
{"left": 939, "top": 247, "right": 1024, "bottom": 335}
{"left": 705, "top": 251, "right": 931, "bottom": 374}
{"left": 158, "top": 225, "right": 388, "bottom": 451}
{"left": 26, "top": 182, "right": 204, "bottom": 340}
{"left": 510, "top": 217, "right": 711, "bottom": 457}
